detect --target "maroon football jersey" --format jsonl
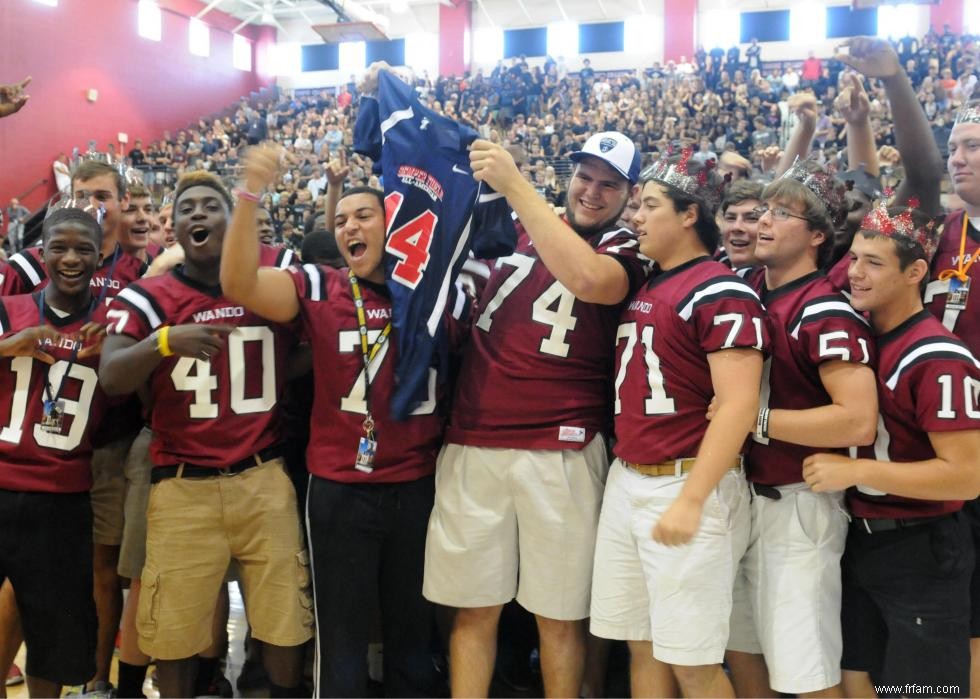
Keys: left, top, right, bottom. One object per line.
{"left": 0, "top": 244, "right": 147, "bottom": 302}
{"left": 289, "top": 264, "right": 468, "bottom": 483}
{"left": 447, "top": 221, "right": 652, "bottom": 450}
{"left": 107, "top": 268, "right": 296, "bottom": 469}
{"left": 826, "top": 253, "right": 850, "bottom": 294}
{"left": 850, "top": 310, "right": 980, "bottom": 519}
{"left": 260, "top": 244, "right": 296, "bottom": 269}
{"left": 0, "top": 292, "right": 107, "bottom": 493}
{"left": 613, "top": 257, "right": 768, "bottom": 464}
{"left": 746, "top": 269, "right": 877, "bottom": 485}
{"left": 926, "top": 210, "right": 980, "bottom": 358}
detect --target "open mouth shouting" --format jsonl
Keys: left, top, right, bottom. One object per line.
{"left": 347, "top": 240, "right": 368, "bottom": 261}
{"left": 188, "top": 224, "right": 211, "bottom": 247}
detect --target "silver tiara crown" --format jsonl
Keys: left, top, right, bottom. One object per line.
{"left": 954, "top": 82, "right": 979, "bottom": 125}
{"left": 641, "top": 147, "right": 699, "bottom": 196}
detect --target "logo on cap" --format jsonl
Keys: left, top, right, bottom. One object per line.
{"left": 599, "top": 137, "right": 617, "bottom": 153}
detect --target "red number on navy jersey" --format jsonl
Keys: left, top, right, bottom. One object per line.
{"left": 384, "top": 191, "right": 437, "bottom": 289}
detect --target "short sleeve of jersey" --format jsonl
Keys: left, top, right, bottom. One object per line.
{"left": 794, "top": 296, "right": 875, "bottom": 367}
{"left": 594, "top": 228, "right": 653, "bottom": 296}
{"left": 685, "top": 281, "right": 769, "bottom": 354}
{"left": 0, "top": 251, "right": 45, "bottom": 295}
{"left": 107, "top": 284, "right": 161, "bottom": 341}
{"left": 287, "top": 264, "right": 330, "bottom": 303}
{"left": 910, "top": 356, "right": 980, "bottom": 433}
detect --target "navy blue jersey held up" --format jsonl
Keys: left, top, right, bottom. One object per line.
{"left": 354, "top": 70, "right": 516, "bottom": 419}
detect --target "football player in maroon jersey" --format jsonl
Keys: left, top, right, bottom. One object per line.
{"left": 933, "top": 100, "right": 980, "bottom": 696}
{"left": 99, "top": 172, "right": 310, "bottom": 698}
{"left": 426, "top": 132, "right": 649, "bottom": 697}
{"left": 0, "top": 207, "right": 107, "bottom": 698}
{"left": 221, "top": 145, "right": 464, "bottom": 697}
{"left": 590, "top": 152, "right": 766, "bottom": 698}
{"left": 718, "top": 180, "right": 764, "bottom": 270}
{"left": 724, "top": 161, "right": 878, "bottom": 698}
{"left": 804, "top": 202, "right": 980, "bottom": 698}
{"left": 118, "top": 183, "right": 154, "bottom": 263}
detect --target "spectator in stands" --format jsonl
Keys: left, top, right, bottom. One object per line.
{"left": 802, "top": 52, "right": 823, "bottom": 86}
{"left": 53, "top": 153, "right": 71, "bottom": 196}
{"left": 5, "top": 198, "right": 29, "bottom": 252}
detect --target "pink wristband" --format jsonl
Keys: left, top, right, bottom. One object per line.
{"left": 234, "top": 187, "right": 261, "bottom": 203}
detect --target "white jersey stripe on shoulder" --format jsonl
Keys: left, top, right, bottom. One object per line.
{"left": 303, "top": 264, "right": 323, "bottom": 302}
{"left": 451, "top": 280, "right": 467, "bottom": 320}
{"left": 678, "top": 280, "right": 760, "bottom": 320}
{"left": 10, "top": 253, "right": 42, "bottom": 287}
{"left": 380, "top": 107, "right": 414, "bottom": 142}
{"left": 885, "top": 341, "right": 980, "bottom": 390}
{"left": 278, "top": 248, "right": 295, "bottom": 269}
{"left": 478, "top": 191, "right": 504, "bottom": 203}
{"left": 790, "top": 300, "right": 867, "bottom": 339}
{"left": 117, "top": 287, "right": 163, "bottom": 330}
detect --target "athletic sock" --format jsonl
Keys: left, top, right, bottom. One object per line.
{"left": 116, "top": 661, "right": 149, "bottom": 699}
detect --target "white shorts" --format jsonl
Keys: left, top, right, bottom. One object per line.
{"left": 727, "top": 482, "right": 849, "bottom": 693}
{"left": 590, "top": 460, "right": 750, "bottom": 666}
{"left": 423, "top": 436, "right": 608, "bottom": 620}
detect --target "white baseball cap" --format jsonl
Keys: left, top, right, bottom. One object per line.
{"left": 569, "top": 131, "right": 641, "bottom": 184}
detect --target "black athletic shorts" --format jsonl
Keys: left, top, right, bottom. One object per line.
{"left": 961, "top": 498, "right": 980, "bottom": 636}
{"left": 0, "top": 489, "right": 96, "bottom": 686}
{"left": 841, "top": 513, "right": 972, "bottom": 698}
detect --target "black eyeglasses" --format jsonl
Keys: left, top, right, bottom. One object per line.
{"left": 751, "top": 204, "right": 809, "bottom": 223}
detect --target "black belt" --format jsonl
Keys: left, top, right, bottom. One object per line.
{"left": 151, "top": 446, "right": 282, "bottom": 484}
{"left": 751, "top": 483, "right": 782, "bottom": 500}
{"left": 852, "top": 514, "right": 951, "bottom": 534}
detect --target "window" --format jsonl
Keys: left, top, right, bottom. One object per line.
{"left": 877, "top": 4, "right": 918, "bottom": 40}
{"left": 339, "top": 41, "right": 366, "bottom": 75}
{"left": 233, "top": 34, "right": 252, "bottom": 70}
{"left": 967, "top": 1, "right": 980, "bottom": 35}
{"left": 189, "top": 17, "right": 210, "bottom": 57}
{"left": 700, "top": 8, "right": 738, "bottom": 50}
{"left": 406, "top": 34, "right": 438, "bottom": 74}
{"left": 625, "top": 15, "right": 660, "bottom": 55}
{"left": 790, "top": 3, "right": 826, "bottom": 44}
{"left": 138, "top": 0, "right": 162, "bottom": 42}
{"left": 547, "top": 21, "right": 578, "bottom": 58}
{"left": 271, "top": 42, "right": 302, "bottom": 76}
{"left": 473, "top": 27, "right": 503, "bottom": 65}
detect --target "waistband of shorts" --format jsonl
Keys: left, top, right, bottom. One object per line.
{"left": 151, "top": 445, "right": 282, "bottom": 484}
{"left": 625, "top": 456, "right": 743, "bottom": 478}
{"left": 851, "top": 513, "right": 952, "bottom": 534}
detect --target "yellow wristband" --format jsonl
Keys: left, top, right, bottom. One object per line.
{"left": 156, "top": 325, "right": 174, "bottom": 357}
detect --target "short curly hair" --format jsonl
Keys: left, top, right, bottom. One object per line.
{"left": 173, "top": 171, "right": 234, "bottom": 213}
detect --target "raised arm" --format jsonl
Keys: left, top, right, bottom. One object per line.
{"left": 469, "top": 139, "right": 632, "bottom": 305}
{"left": 220, "top": 145, "right": 301, "bottom": 323}
{"left": 775, "top": 92, "right": 817, "bottom": 176}
{"left": 835, "top": 72, "right": 880, "bottom": 177}
{"left": 836, "top": 37, "right": 943, "bottom": 214}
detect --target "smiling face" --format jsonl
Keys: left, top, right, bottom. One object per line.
{"left": 256, "top": 207, "right": 276, "bottom": 245}
{"left": 41, "top": 223, "right": 102, "bottom": 302}
{"left": 72, "top": 172, "right": 127, "bottom": 245}
{"left": 334, "top": 191, "right": 385, "bottom": 284}
{"left": 720, "top": 199, "right": 760, "bottom": 268}
{"left": 847, "top": 233, "right": 926, "bottom": 318}
{"left": 174, "top": 185, "right": 229, "bottom": 269}
{"left": 948, "top": 122, "right": 980, "bottom": 208}
{"left": 565, "top": 157, "right": 632, "bottom": 236}
{"left": 120, "top": 195, "right": 153, "bottom": 254}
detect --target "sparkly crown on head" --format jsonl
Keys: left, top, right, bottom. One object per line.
{"left": 779, "top": 158, "right": 848, "bottom": 227}
{"left": 859, "top": 198, "right": 941, "bottom": 261}
{"left": 954, "top": 79, "right": 979, "bottom": 126}
{"left": 641, "top": 146, "right": 729, "bottom": 209}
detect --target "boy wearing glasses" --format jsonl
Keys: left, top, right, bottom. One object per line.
{"left": 724, "top": 161, "right": 879, "bottom": 698}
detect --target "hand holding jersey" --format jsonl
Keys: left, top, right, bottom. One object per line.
{"left": 468, "top": 133, "right": 640, "bottom": 305}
